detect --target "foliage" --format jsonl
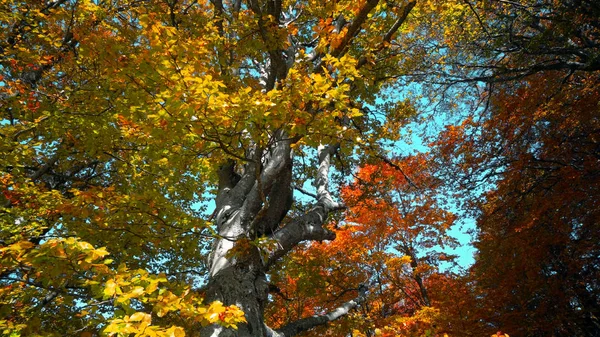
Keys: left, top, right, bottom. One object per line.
{"left": 428, "top": 1, "right": 600, "bottom": 336}
{"left": 2, "top": 0, "right": 598, "bottom": 336}
{"left": 425, "top": 0, "right": 600, "bottom": 83}
{"left": 0, "top": 0, "right": 464, "bottom": 335}
{"left": 267, "top": 155, "right": 459, "bottom": 336}
{"left": 469, "top": 73, "right": 599, "bottom": 337}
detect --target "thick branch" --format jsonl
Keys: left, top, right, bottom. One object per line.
{"left": 239, "top": 132, "right": 294, "bottom": 228}
{"left": 214, "top": 140, "right": 262, "bottom": 223}
{"left": 310, "top": 0, "right": 382, "bottom": 69}
{"left": 249, "top": 0, "right": 287, "bottom": 90}
{"left": 265, "top": 204, "right": 337, "bottom": 268}
{"left": 210, "top": 133, "right": 297, "bottom": 276}
{"left": 210, "top": 0, "right": 225, "bottom": 35}
{"left": 217, "top": 160, "right": 239, "bottom": 191}
{"left": 254, "top": 161, "right": 293, "bottom": 236}
{"left": 407, "top": 250, "right": 431, "bottom": 307}
{"left": 315, "top": 144, "right": 343, "bottom": 210}
{"left": 265, "top": 144, "right": 344, "bottom": 268}
{"left": 330, "top": 0, "right": 380, "bottom": 58}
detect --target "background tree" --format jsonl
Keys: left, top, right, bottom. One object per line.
{"left": 428, "top": 1, "right": 600, "bottom": 335}
{"left": 455, "top": 72, "right": 599, "bottom": 337}
{"left": 422, "top": 0, "right": 600, "bottom": 83}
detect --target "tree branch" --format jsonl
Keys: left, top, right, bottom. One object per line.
{"left": 294, "top": 184, "right": 318, "bottom": 200}
{"left": 379, "top": 155, "right": 419, "bottom": 189}
{"left": 3, "top": 151, "right": 60, "bottom": 208}
{"left": 357, "top": 0, "right": 415, "bottom": 68}
{"left": 239, "top": 131, "right": 294, "bottom": 228}
{"left": 330, "top": 0, "right": 380, "bottom": 58}
{"left": 311, "top": 0, "right": 383, "bottom": 70}
{"left": 265, "top": 144, "right": 345, "bottom": 268}
{"left": 266, "top": 286, "right": 368, "bottom": 337}
{"left": 248, "top": 0, "right": 287, "bottom": 90}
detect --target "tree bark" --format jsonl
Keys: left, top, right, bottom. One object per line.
{"left": 202, "top": 240, "right": 269, "bottom": 337}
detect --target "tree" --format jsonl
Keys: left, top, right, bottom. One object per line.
{"left": 429, "top": 5, "right": 600, "bottom": 333}
{"left": 0, "top": 0, "right": 491, "bottom": 336}
{"left": 422, "top": 2, "right": 600, "bottom": 336}
{"left": 265, "top": 155, "right": 458, "bottom": 337}
{"left": 467, "top": 72, "right": 600, "bottom": 337}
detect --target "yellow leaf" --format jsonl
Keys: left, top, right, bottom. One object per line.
{"left": 145, "top": 281, "right": 159, "bottom": 294}
{"left": 129, "top": 286, "right": 145, "bottom": 298}
{"left": 129, "top": 312, "right": 151, "bottom": 324}
{"left": 1, "top": 240, "right": 34, "bottom": 254}
{"left": 104, "top": 279, "right": 117, "bottom": 298}
{"left": 103, "top": 321, "right": 121, "bottom": 334}
{"left": 166, "top": 326, "right": 186, "bottom": 337}
{"left": 156, "top": 305, "right": 169, "bottom": 318}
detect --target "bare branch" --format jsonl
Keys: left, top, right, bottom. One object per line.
{"left": 294, "top": 184, "right": 318, "bottom": 200}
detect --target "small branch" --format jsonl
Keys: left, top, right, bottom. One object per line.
{"left": 496, "top": 0, "right": 529, "bottom": 8}
{"left": 294, "top": 185, "right": 318, "bottom": 200}
{"left": 463, "top": 0, "right": 490, "bottom": 39}
{"left": 3, "top": 151, "right": 60, "bottom": 208}
{"left": 30, "top": 152, "right": 60, "bottom": 181}
{"left": 379, "top": 156, "right": 419, "bottom": 189}
{"left": 268, "top": 283, "right": 291, "bottom": 301}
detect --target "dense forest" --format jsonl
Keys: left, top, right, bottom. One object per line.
{"left": 1, "top": 0, "right": 598, "bottom": 336}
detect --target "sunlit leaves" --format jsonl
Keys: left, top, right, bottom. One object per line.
{"left": 0, "top": 233, "right": 245, "bottom": 335}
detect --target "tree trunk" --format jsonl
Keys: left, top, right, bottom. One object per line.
{"left": 202, "top": 250, "right": 269, "bottom": 336}
{"left": 199, "top": 141, "right": 364, "bottom": 336}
